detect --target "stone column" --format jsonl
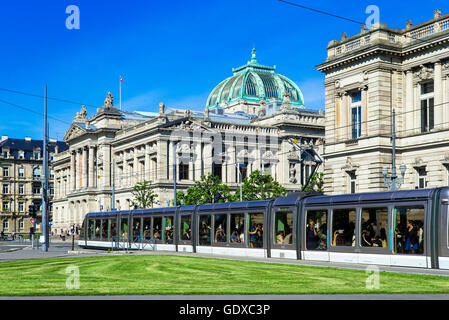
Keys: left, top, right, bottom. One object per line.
{"left": 82, "top": 147, "right": 88, "bottom": 189}
{"left": 88, "top": 146, "right": 95, "bottom": 189}
{"left": 102, "top": 145, "right": 111, "bottom": 188}
{"left": 145, "top": 144, "right": 151, "bottom": 181}
{"left": 341, "top": 93, "right": 349, "bottom": 140}
{"left": 133, "top": 147, "right": 138, "bottom": 185}
{"left": 361, "top": 86, "right": 368, "bottom": 137}
{"left": 168, "top": 141, "right": 175, "bottom": 182}
{"left": 434, "top": 61, "right": 443, "bottom": 129}
{"left": 405, "top": 70, "right": 414, "bottom": 133}
{"left": 70, "top": 151, "right": 76, "bottom": 191}
{"left": 413, "top": 84, "right": 420, "bottom": 134}
{"left": 203, "top": 142, "right": 212, "bottom": 176}
{"left": 157, "top": 140, "right": 168, "bottom": 181}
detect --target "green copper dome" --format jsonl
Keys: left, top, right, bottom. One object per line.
{"left": 206, "top": 49, "right": 305, "bottom": 109}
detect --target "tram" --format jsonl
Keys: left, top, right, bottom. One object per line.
{"left": 79, "top": 187, "right": 449, "bottom": 269}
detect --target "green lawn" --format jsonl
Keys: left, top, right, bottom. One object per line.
{"left": 1, "top": 254, "right": 449, "bottom": 296}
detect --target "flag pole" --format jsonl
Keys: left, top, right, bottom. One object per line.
{"left": 119, "top": 75, "right": 122, "bottom": 111}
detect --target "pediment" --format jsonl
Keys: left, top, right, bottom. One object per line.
{"left": 64, "top": 123, "right": 86, "bottom": 142}
{"left": 170, "top": 119, "right": 214, "bottom": 133}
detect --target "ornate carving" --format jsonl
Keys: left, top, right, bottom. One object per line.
{"left": 159, "top": 102, "right": 165, "bottom": 114}
{"left": 416, "top": 65, "right": 434, "bottom": 81}
{"left": 74, "top": 105, "right": 87, "bottom": 122}
{"left": 289, "top": 162, "right": 297, "bottom": 183}
{"left": 342, "top": 157, "right": 359, "bottom": 172}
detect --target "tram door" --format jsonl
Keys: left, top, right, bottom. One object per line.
{"left": 130, "top": 215, "right": 142, "bottom": 250}
{"left": 302, "top": 209, "right": 330, "bottom": 262}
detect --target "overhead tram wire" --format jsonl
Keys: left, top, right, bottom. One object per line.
{"left": 0, "top": 87, "right": 102, "bottom": 110}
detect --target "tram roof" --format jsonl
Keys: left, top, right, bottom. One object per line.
{"left": 303, "top": 188, "right": 448, "bottom": 206}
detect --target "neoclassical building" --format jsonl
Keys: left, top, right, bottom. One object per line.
{"left": 52, "top": 50, "right": 325, "bottom": 234}
{"left": 316, "top": 9, "right": 449, "bottom": 194}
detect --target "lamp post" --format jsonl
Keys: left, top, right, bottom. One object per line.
{"left": 382, "top": 109, "right": 406, "bottom": 191}
{"left": 383, "top": 163, "right": 406, "bottom": 191}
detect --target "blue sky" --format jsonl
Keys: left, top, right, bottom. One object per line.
{"left": 0, "top": 0, "right": 447, "bottom": 140}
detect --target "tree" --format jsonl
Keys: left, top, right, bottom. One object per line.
{"left": 303, "top": 172, "right": 324, "bottom": 193}
{"left": 132, "top": 180, "right": 159, "bottom": 209}
{"left": 177, "top": 174, "right": 234, "bottom": 205}
{"left": 235, "top": 170, "right": 287, "bottom": 201}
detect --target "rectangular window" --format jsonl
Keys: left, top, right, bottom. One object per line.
{"left": 180, "top": 215, "right": 192, "bottom": 241}
{"left": 248, "top": 213, "right": 264, "bottom": 248}
{"left": 420, "top": 82, "right": 434, "bottom": 133}
{"left": 2, "top": 184, "right": 9, "bottom": 194}
{"left": 351, "top": 91, "right": 362, "bottom": 139}
{"left": 239, "top": 163, "right": 248, "bottom": 179}
{"left": 360, "top": 207, "right": 388, "bottom": 247}
{"left": 417, "top": 167, "right": 427, "bottom": 189}
{"left": 34, "top": 152, "right": 39, "bottom": 160}
{"left": 212, "top": 163, "right": 222, "bottom": 181}
{"left": 110, "top": 219, "right": 117, "bottom": 241}
{"left": 163, "top": 216, "right": 174, "bottom": 244}
{"left": 18, "top": 184, "right": 24, "bottom": 195}
{"left": 18, "top": 168, "right": 24, "bottom": 178}
{"left": 101, "top": 219, "right": 108, "bottom": 240}
{"left": 332, "top": 208, "right": 356, "bottom": 247}
{"left": 199, "top": 215, "right": 212, "bottom": 246}
{"left": 393, "top": 206, "right": 425, "bottom": 254}
{"left": 88, "top": 219, "right": 94, "bottom": 241}
{"left": 143, "top": 218, "right": 151, "bottom": 241}
{"left": 2, "top": 202, "right": 9, "bottom": 211}
{"left": 18, "top": 202, "right": 24, "bottom": 212}
{"left": 3, "top": 220, "right": 8, "bottom": 230}
{"left": 3, "top": 167, "right": 9, "bottom": 177}
{"left": 95, "top": 219, "right": 101, "bottom": 240}
{"left": 179, "top": 163, "right": 189, "bottom": 180}
{"left": 132, "top": 217, "right": 141, "bottom": 242}
{"left": 230, "top": 213, "right": 244, "bottom": 244}
{"left": 120, "top": 218, "right": 128, "bottom": 241}
{"left": 306, "top": 210, "right": 328, "bottom": 250}
{"left": 33, "top": 185, "right": 41, "bottom": 195}
{"left": 274, "top": 211, "right": 294, "bottom": 245}
{"left": 153, "top": 217, "right": 162, "bottom": 241}
{"left": 348, "top": 171, "right": 357, "bottom": 194}
{"left": 214, "top": 214, "right": 227, "bottom": 243}
{"left": 19, "top": 219, "right": 24, "bottom": 230}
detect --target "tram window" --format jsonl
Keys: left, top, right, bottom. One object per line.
{"left": 214, "top": 214, "right": 227, "bottom": 243}
{"left": 101, "top": 219, "right": 108, "bottom": 240}
{"left": 88, "top": 219, "right": 94, "bottom": 241}
{"left": 164, "top": 216, "right": 174, "bottom": 244}
{"left": 230, "top": 213, "right": 244, "bottom": 244}
{"left": 143, "top": 218, "right": 151, "bottom": 241}
{"left": 274, "top": 211, "right": 293, "bottom": 245}
{"left": 120, "top": 218, "right": 128, "bottom": 241}
{"left": 306, "top": 210, "right": 328, "bottom": 250}
{"left": 332, "top": 209, "right": 356, "bottom": 247}
{"left": 360, "top": 207, "right": 388, "bottom": 248}
{"left": 199, "top": 215, "right": 212, "bottom": 246}
{"left": 153, "top": 217, "right": 162, "bottom": 241}
{"left": 393, "top": 206, "right": 425, "bottom": 254}
{"left": 248, "top": 213, "right": 264, "bottom": 248}
{"left": 132, "top": 217, "right": 141, "bottom": 241}
{"left": 180, "top": 215, "right": 192, "bottom": 241}
{"left": 79, "top": 221, "right": 85, "bottom": 240}
{"left": 110, "top": 220, "right": 117, "bottom": 241}
{"left": 95, "top": 219, "right": 101, "bottom": 240}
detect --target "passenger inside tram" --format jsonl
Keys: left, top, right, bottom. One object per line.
{"left": 393, "top": 206, "right": 424, "bottom": 254}
{"left": 306, "top": 210, "right": 328, "bottom": 250}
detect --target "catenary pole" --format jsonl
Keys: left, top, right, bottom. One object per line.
{"left": 42, "top": 85, "right": 49, "bottom": 251}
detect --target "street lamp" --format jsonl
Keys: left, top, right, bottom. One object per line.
{"left": 383, "top": 163, "right": 406, "bottom": 191}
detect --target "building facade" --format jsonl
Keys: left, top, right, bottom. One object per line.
{"left": 52, "top": 51, "right": 325, "bottom": 234}
{"left": 0, "top": 136, "right": 68, "bottom": 236}
{"left": 317, "top": 9, "right": 449, "bottom": 194}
